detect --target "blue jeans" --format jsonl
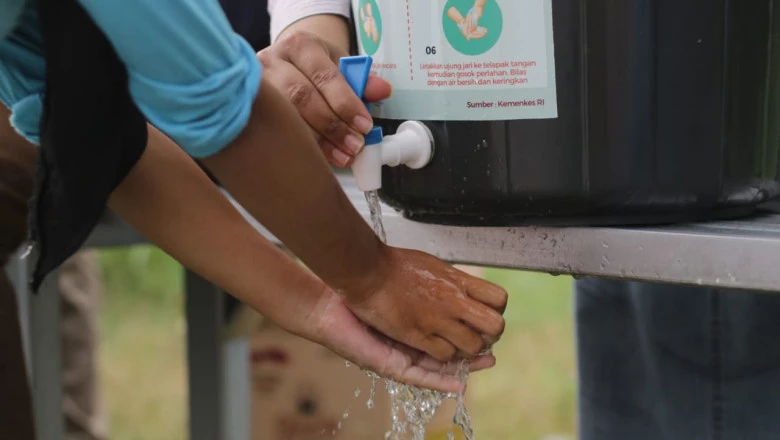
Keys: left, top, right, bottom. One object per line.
{"left": 575, "top": 279, "right": 780, "bottom": 440}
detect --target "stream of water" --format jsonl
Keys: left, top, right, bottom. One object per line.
{"left": 363, "top": 190, "right": 478, "bottom": 440}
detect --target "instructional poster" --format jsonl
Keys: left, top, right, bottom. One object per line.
{"left": 352, "top": 0, "right": 558, "bottom": 121}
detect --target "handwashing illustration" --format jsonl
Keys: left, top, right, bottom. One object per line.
{"left": 447, "top": 0, "right": 488, "bottom": 41}
{"left": 357, "top": 0, "right": 382, "bottom": 55}
{"left": 360, "top": 3, "right": 379, "bottom": 44}
{"left": 442, "top": 0, "right": 503, "bottom": 56}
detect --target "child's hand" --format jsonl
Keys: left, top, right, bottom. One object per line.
{"left": 308, "top": 288, "right": 498, "bottom": 393}
{"left": 340, "top": 246, "right": 507, "bottom": 362}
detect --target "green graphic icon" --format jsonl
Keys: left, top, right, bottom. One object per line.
{"left": 443, "top": 0, "right": 503, "bottom": 56}
{"left": 358, "top": 0, "right": 382, "bottom": 55}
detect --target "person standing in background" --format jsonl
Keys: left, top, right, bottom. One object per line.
{"left": 265, "top": 2, "right": 780, "bottom": 439}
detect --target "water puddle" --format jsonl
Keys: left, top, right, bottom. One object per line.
{"left": 361, "top": 190, "right": 480, "bottom": 440}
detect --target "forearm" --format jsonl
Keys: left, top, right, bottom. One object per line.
{"left": 278, "top": 14, "right": 350, "bottom": 52}
{"left": 108, "top": 125, "right": 328, "bottom": 336}
{"left": 200, "top": 77, "right": 384, "bottom": 296}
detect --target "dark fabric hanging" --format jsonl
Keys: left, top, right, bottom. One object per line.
{"left": 219, "top": 0, "right": 271, "bottom": 51}
{"left": 29, "top": 0, "right": 148, "bottom": 292}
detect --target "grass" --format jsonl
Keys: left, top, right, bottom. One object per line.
{"left": 97, "top": 246, "right": 576, "bottom": 440}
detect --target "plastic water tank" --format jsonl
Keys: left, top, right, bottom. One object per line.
{"left": 353, "top": 0, "right": 780, "bottom": 226}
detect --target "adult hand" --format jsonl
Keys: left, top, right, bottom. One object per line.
{"left": 258, "top": 31, "right": 392, "bottom": 167}
{"left": 309, "top": 287, "right": 497, "bottom": 393}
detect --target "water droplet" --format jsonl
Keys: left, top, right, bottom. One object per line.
{"left": 20, "top": 243, "right": 33, "bottom": 259}
{"left": 354, "top": 388, "right": 361, "bottom": 397}
{"left": 602, "top": 243, "right": 609, "bottom": 248}
{"left": 345, "top": 360, "right": 351, "bottom": 368}
{"left": 367, "top": 399, "right": 374, "bottom": 409}
{"left": 447, "top": 432, "right": 455, "bottom": 440}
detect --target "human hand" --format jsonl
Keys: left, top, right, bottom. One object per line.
{"left": 257, "top": 32, "right": 392, "bottom": 167}
{"left": 447, "top": 5, "right": 488, "bottom": 41}
{"left": 308, "top": 287, "right": 497, "bottom": 393}
{"left": 339, "top": 246, "right": 507, "bottom": 362}
{"left": 465, "top": 4, "right": 484, "bottom": 34}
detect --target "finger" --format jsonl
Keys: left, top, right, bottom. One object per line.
{"left": 464, "top": 277, "right": 508, "bottom": 313}
{"left": 364, "top": 75, "right": 393, "bottom": 102}
{"left": 391, "top": 364, "right": 464, "bottom": 394}
{"left": 438, "top": 322, "right": 485, "bottom": 357}
{"left": 316, "top": 135, "right": 353, "bottom": 167}
{"left": 423, "top": 335, "right": 458, "bottom": 362}
{"left": 360, "top": 332, "right": 464, "bottom": 393}
{"left": 459, "top": 301, "right": 506, "bottom": 339}
{"left": 431, "top": 353, "right": 495, "bottom": 375}
{"left": 468, "top": 354, "right": 496, "bottom": 372}
{"left": 337, "top": 328, "right": 463, "bottom": 393}
{"left": 265, "top": 61, "right": 366, "bottom": 157}
{"left": 282, "top": 40, "right": 375, "bottom": 135}
{"left": 393, "top": 345, "right": 494, "bottom": 375}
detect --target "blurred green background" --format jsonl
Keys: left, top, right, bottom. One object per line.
{"left": 97, "top": 246, "right": 576, "bottom": 440}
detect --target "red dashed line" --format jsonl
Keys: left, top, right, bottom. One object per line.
{"left": 405, "top": 0, "right": 414, "bottom": 80}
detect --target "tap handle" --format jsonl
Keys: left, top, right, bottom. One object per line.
{"left": 339, "top": 55, "right": 373, "bottom": 111}
{"left": 339, "top": 55, "right": 383, "bottom": 146}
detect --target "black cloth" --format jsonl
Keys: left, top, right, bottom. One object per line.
{"left": 27, "top": 0, "right": 270, "bottom": 294}
{"left": 219, "top": 0, "right": 271, "bottom": 51}
{"left": 30, "top": 0, "right": 147, "bottom": 292}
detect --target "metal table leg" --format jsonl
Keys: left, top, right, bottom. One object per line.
{"left": 185, "top": 270, "right": 226, "bottom": 440}
{"left": 6, "top": 253, "right": 31, "bottom": 378}
{"left": 29, "top": 265, "right": 63, "bottom": 440}
{"left": 223, "top": 335, "right": 251, "bottom": 440}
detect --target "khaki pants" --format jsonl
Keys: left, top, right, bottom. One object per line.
{"left": 1, "top": 103, "right": 106, "bottom": 440}
{"left": 60, "top": 251, "right": 107, "bottom": 440}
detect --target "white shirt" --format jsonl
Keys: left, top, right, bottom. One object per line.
{"left": 267, "top": 0, "right": 351, "bottom": 42}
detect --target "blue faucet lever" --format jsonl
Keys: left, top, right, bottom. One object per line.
{"left": 339, "top": 55, "right": 373, "bottom": 106}
{"left": 339, "top": 55, "right": 383, "bottom": 146}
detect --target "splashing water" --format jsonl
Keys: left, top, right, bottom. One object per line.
{"left": 363, "top": 190, "right": 480, "bottom": 440}
{"left": 365, "top": 190, "right": 387, "bottom": 243}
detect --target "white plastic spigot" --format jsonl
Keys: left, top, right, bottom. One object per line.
{"left": 351, "top": 121, "right": 434, "bottom": 192}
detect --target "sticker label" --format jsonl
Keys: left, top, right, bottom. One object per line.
{"left": 352, "top": 0, "right": 558, "bottom": 121}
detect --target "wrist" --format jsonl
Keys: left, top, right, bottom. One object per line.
{"left": 319, "top": 231, "right": 392, "bottom": 303}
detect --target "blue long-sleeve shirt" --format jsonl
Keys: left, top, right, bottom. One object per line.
{"left": 0, "top": 0, "right": 262, "bottom": 158}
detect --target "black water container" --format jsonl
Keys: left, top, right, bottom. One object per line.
{"left": 374, "top": 0, "right": 780, "bottom": 226}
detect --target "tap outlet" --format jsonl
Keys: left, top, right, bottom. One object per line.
{"left": 352, "top": 121, "right": 434, "bottom": 192}
{"left": 338, "top": 55, "right": 435, "bottom": 191}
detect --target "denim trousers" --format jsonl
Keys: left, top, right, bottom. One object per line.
{"left": 576, "top": 278, "right": 780, "bottom": 440}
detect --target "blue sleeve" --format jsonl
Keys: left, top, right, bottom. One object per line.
{"left": 77, "top": 0, "right": 262, "bottom": 158}
{"left": 0, "top": 4, "right": 45, "bottom": 145}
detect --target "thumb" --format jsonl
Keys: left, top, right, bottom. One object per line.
{"left": 364, "top": 75, "right": 393, "bottom": 102}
